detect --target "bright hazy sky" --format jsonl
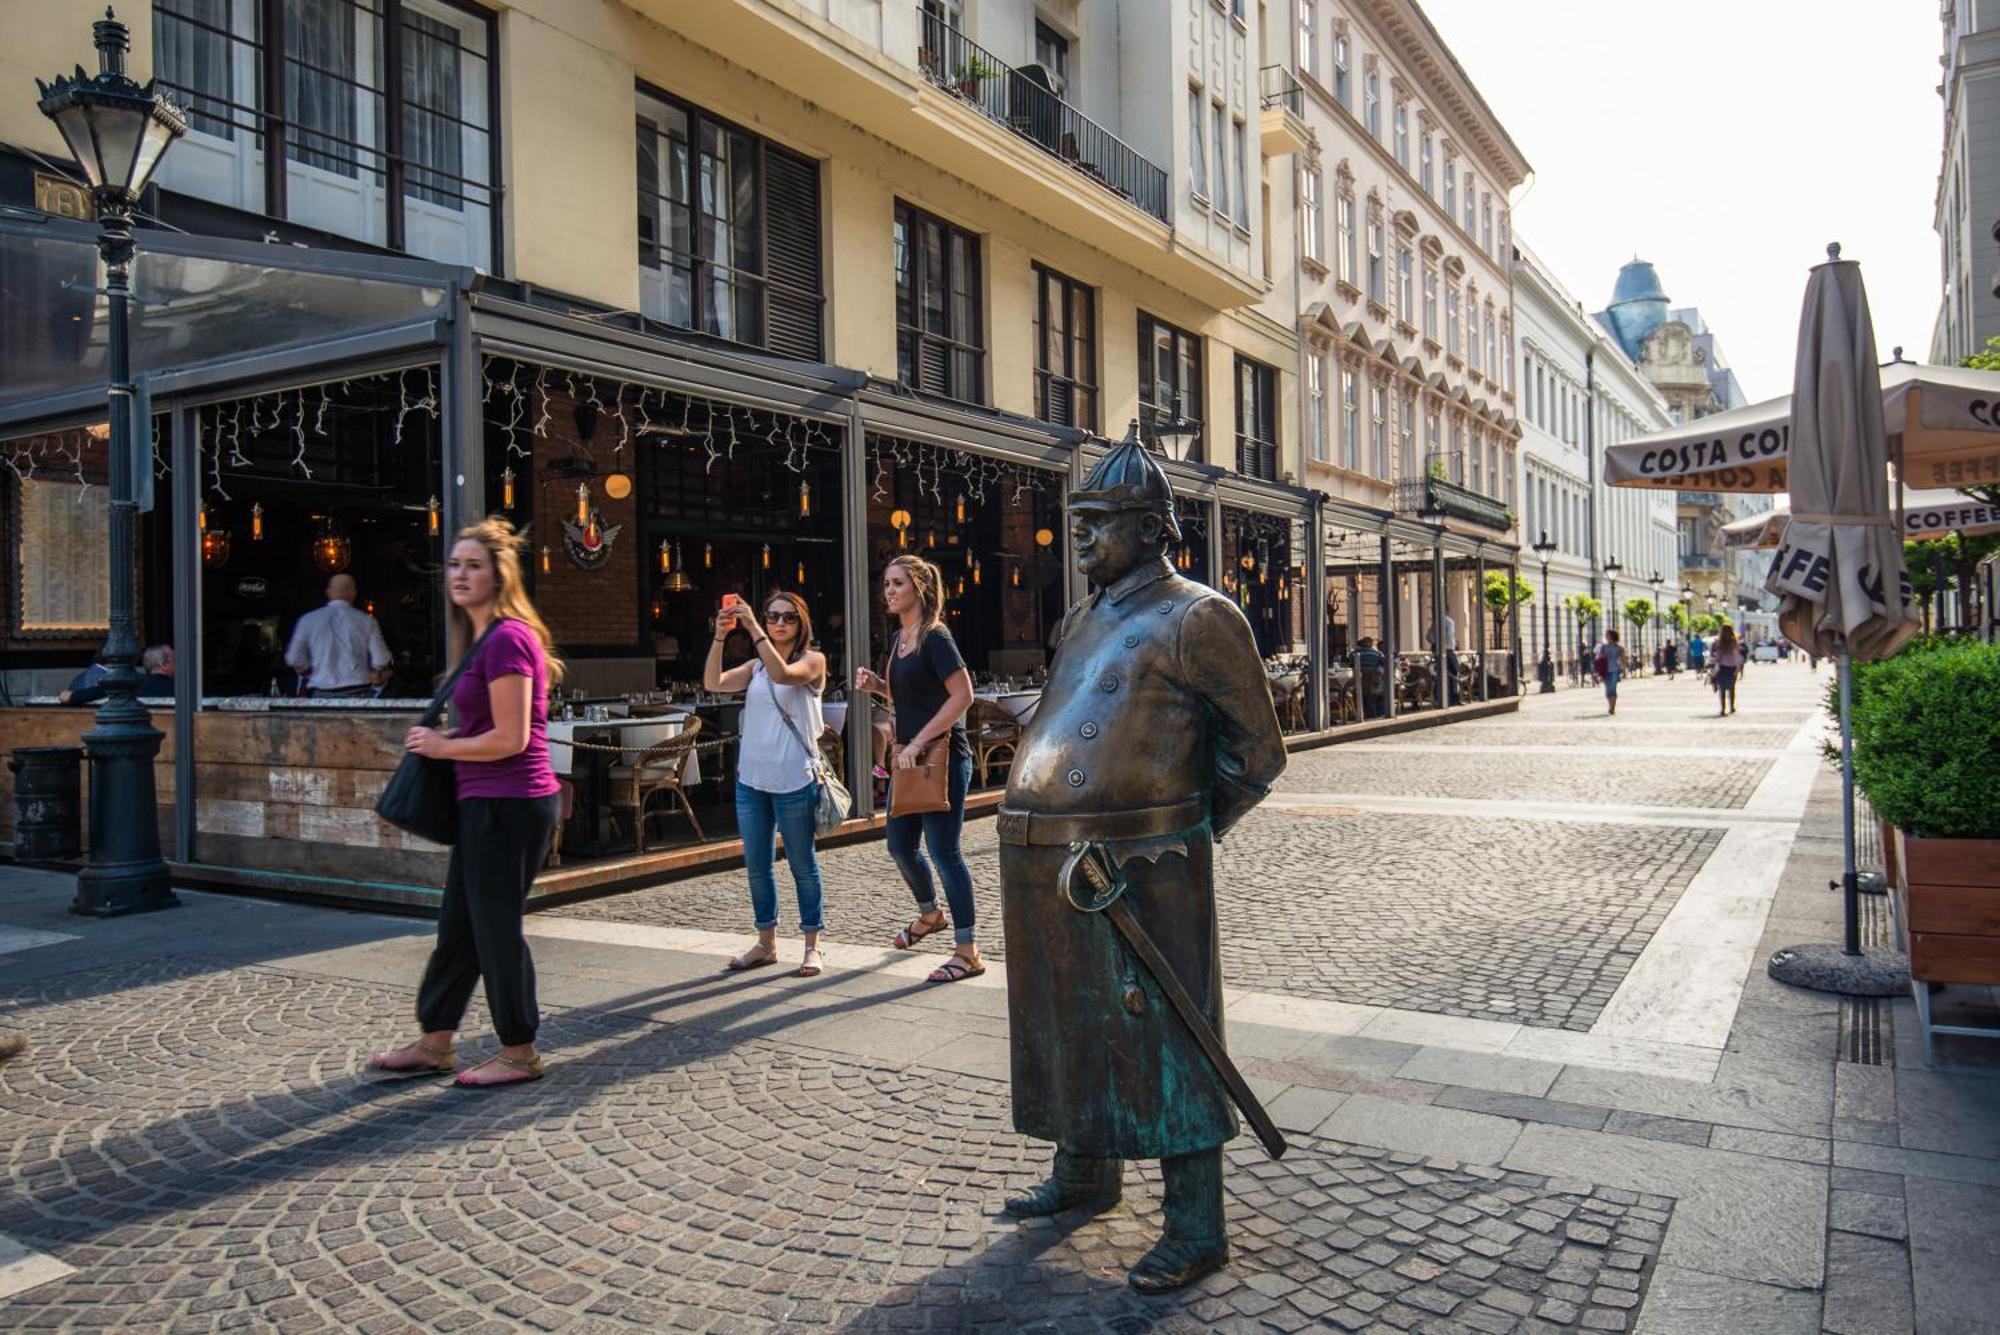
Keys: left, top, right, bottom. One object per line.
{"left": 1419, "top": 0, "right": 1943, "bottom": 403}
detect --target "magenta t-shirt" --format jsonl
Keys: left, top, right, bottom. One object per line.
{"left": 451, "top": 619, "right": 559, "bottom": 800}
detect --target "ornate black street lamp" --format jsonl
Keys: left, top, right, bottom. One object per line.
{"left": 1604, "top": 555, "right": 1622, "bottom": 647}
{"left": 1531, "top": 528, "right": 1557, "bottom": 693}
{"left": 38, "top": 9, "right": 186, "bottom": 916}
{"left": 1149, "top": 392, "right": 1203, "bottom": 463}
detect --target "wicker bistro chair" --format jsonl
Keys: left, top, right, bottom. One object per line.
{"left": 818, "top": 725, "right": 844, "bottom": 780}
{"left": 968, "top": 699, "right": 1023, "bottom": 787}
{"left": 607, "top": 716, "right": 706, "bottom": 852}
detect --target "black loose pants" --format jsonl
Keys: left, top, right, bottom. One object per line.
{"left": 416, "top": 794, "right": 561, "bottom": 1046}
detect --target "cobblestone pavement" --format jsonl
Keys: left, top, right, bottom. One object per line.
{"left": 555, "top": 810, "right": 1721, "bottom": 1031}
{"left": 1277, "top": 749, "right": 1773, "bottom": 809}
{"left": 1367, "top": 722, "right": 1797, "bottom": 750}
{"left": 0, "top": 959, "right": 1667, "bottom": 1333}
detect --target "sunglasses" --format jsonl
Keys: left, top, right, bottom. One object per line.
{"left": 765, "top": 609, "right": 801, "bottom": 624}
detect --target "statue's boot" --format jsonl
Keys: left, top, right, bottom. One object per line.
{"left": 1003, "top": 1149, "right": 1122, "bottom": 1218}
{"left": 1129, "top": 1148, "right": 1227, "bottom": 1293}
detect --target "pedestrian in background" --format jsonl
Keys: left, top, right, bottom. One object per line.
{"left": 369, "top": 518, "right": 563, "bottom": 1088}
{"left": 1664, "top": 639, "right": 1680, "bottom": 679}
{"left": 287, "top": 573, "right": 393, "bottom": 698}
{"left": 1712, "top": 623, "right": 1744, "bottom": 717}
{"left": 853, "top": 554, "right": 982, "bottom": 984}
{"left": 1597, "top": 629, "right": 1625, "bottom": 716}
{"left": 1689, "top": 630, "right": 1707, "bottom": 676}
{"left": 706, "top": 589, "right": 830, "bottom": 978}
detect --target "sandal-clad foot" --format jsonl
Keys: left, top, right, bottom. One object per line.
{"left": 366, "top": 1039, "right": 454, "bottom": 1075}
{"left": 724, "top": 940, "right": 779, "bottom": 972}
{"left": 894, "top": 910, "right": 947, "bottom": 951}
{"left": 454, "top": 1051, "right": 543, "bottom": 1088}
{"left": 795, "top": 947, "right": 825, "bottom": 979}
{"left": 928, "top": 948, "right": 984, "bottom": 984}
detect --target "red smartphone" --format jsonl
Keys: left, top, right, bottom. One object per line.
{"left": 719, "top": 592, "right": 739, "bottom": 631}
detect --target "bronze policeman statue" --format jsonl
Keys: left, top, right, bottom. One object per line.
{"left": 998, "top": 424, "right": 1288, "bottom": 1292}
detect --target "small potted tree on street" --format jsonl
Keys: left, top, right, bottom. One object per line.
{"left": 1622, "top": 598, "right": 1655, "bottom": 674}
{"left": 1852, "top": 640, "right": 2000, "bottom": 1054}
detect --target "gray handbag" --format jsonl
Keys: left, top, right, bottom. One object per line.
{"left": 762, "top": 669, "right": 852, "bottom": 837}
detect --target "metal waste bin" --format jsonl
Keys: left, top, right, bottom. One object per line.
{"left": 8, "top": 746, "right": 83, "bottom": 860}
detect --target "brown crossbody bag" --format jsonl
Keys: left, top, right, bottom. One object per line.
{"left": 884, "top": 629, "right": 951, "bottom": 816}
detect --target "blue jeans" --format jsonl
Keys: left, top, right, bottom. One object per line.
{"left": 886, "top": 751, "right": 976, "bottom": 945}
{"left": 735, "top": 781, "right": 825, "bottom": 934}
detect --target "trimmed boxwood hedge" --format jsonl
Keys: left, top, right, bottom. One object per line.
{"left": 1850, "top": 639, "right": 2000, "bottom": 840}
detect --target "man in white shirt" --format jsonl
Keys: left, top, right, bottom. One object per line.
{"left": 285, "top": 574, "right": 392, "bottom": 698}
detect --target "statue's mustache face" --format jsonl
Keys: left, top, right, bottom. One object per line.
{"left": 1073, "top": 511, "right": 1156, "bottom": 580}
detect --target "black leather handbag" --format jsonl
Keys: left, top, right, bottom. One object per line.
{"left": 374, "top": 626, "right": 494, "bottom": 846}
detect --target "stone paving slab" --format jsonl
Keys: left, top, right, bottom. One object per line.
{"left": 1279, "top": 748, "right": 1774, "bottom": 809}
{"left": 1367, "top": 723, "right": 1799, "bottom": 750}
{"left": 0, "top": 958, "right": 1671, "bottom": 1333}
{"left": 556, "top": 809, "right": 1720, "bottom": 1034}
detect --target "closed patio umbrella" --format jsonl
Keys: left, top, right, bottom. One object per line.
{"left": 1765, "top": 245, "right": 1920, "bottom": 998}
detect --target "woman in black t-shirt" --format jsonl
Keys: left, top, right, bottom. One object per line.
{"left": 853, "top": 555, "right": 982, "bottom": 982}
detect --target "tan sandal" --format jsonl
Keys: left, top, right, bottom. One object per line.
{"left": 366, "top": 1040, "right": 454, "bottom": 1075}
{"left": 453, "top": 1052, "right": 543, "bottom": 1088}
{"left": 795, "top": 949, "right": 826, "bottom": 979}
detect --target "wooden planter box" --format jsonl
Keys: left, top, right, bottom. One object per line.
{"left": 1893, "top": 829, "right": 2000, "bottom": 983}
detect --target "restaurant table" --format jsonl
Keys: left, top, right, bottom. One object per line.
{"left": 973, "top": 689, "right": 1043, "bottom": 725}
{"left": 548, "top": 715, "right": 701, "bottom": 851}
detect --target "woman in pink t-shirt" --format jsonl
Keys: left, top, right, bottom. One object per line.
{"left": 368, "top": 518, "right": 563, "bottom": 1088}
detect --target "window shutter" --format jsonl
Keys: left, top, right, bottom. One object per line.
{"left": 763, "top": 146, "right": 823, "bottom": 361}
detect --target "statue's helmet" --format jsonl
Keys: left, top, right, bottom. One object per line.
{"left": 1067, "top": 421, "right": 1182, "bottom": 542}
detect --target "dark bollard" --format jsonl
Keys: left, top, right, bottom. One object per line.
{"left": 8, "top": 746, "right": 84, "bottom": 861}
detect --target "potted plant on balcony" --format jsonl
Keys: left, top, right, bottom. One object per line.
{"left": 954, "top": 54, "right": 1003, "bottom": 99}
{"left": 1853, "top": 640, "right": 2000, "bottom": 1012}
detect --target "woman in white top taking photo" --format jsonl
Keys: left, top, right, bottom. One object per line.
{"left": 704, "top": 590, "right": 830, "bottom": 977}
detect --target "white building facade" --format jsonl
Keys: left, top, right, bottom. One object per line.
{"left": 1933, "top": 0, "right": 2000, "bottom": 364}
{"left": 1289, "top": 0, "right": 1528, "bottom": 532}
{"left": 1513, "top": 243, "right": 1677, "bottom": 676}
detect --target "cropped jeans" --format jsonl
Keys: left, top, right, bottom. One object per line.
{"left": 886, "top": 751, "right": 977, "bottom": 945}
{"left": 735, "top": 781, "right": 826, "bottom": 934}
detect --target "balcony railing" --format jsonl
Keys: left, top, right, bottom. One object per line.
{"left": 917, "top": 17, "right": 1170, "bottom": 223}
{"left": 1394, "top": 466, "right": 1513, "bottom": 532}
{"left": 1260, "top": 65, "right": 1304, "bottom": 115}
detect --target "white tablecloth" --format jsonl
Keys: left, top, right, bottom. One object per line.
{"left": 547, "top": 716, "right": 701, "bottom": 784}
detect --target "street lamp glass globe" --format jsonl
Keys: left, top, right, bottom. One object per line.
{"left": 36, "top": 12, "right": 187, "bottom": 208}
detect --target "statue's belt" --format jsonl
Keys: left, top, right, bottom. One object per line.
{"left": 995, "top": 799, "right": 1205, "bottom": 847}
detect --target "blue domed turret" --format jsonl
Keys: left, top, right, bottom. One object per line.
{"left": 1598, "top": 259, "right": 1671, "bottom": 362}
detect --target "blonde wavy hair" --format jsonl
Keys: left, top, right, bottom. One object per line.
{"left": 447, "top": 516, "right": 566, "bottom": 683}
{"left": 886, "top": 554, "right": 946, "bottom": 646}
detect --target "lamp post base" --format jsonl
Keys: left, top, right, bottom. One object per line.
{"left": 1766, "top": 943, "right": 1907, "bottom": 997}
{"left": 1536, "top": 656, "right": 1556, "bottom": 693}
{"left": 70, "top": 709, "right": 179, "bottom": 918}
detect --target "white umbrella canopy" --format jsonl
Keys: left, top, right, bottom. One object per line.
{"left": 1720, "top": 492, "right": 2000, "bottom": 551}
{"left": 1766, "top": 254, "right": 1918, "bottom": 660}
{"left": 1602, "top": 360, "right": 2000, "bottom": 493}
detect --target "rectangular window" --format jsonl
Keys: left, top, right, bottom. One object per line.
{"left": 1232, "top": 119, "right": 1250, "bottom": 227}
{"left": 638, "top": 90, "right": 824, "bottom": 359}
{"left": 1188, "top": 87, "right": 1207, "bottom": 199}
{"left": 1235, "top": 356, "right": 1278, "bottom": 480}
{"left": 1211, "top": 100, "right": 1230, "bottom": 218}
{"left": 1138, "top": 312, "right": 1204, "bottom": 459}
{"left": 1298, "top": 0, "right": 1318, "bottom": 81}
{"left": 1393, "top": 98, "right": 1409, "bottom": 169}
{"left": 1034, "top": 20, "right": 1070, "bottom": 98}
{"left": 1422, "top": 263, "right": 1438, "bottom": 341}
{"left": 1334, "top": 33, "right": 1350, "bottom": 106}
{"left": 1466, "top": 299, "right": 1480, "bottom": 374}
{"left": 895, "top": 200, "right": 985, "bottom": 402}
{"left": 1034, "top": 264, "right": 1098, "bottom": 430}
{"left": 1420, "top": 132, "right": 1433, "bottom": 194}
{"left": 1485, "top": 308, "right": 1498, "bottom": 379}
{"left": 1463, "top": 169, "right": 1476, "bottom": 232}
{"left": 1425, "top": 402, "right": 1440, "bottom": 459}
{"left": 1336, "top": 193, "right": 1356, "bottom": 286}
{"left": 154, "top": 0, "right": 501, "bottom": 269}
{"left": 1364, "top": 68, "right": 1380, "bottom": 139}
{"left": 1446, "top": 283, "right": 1461, "bottom": 357}
{"left": 1443, "top": 156, "right": 1456, "bottom": 217}
{"left": 1482, "top": 194, "right": 1493, "bottom": 252}
{"left": 1396, "top": 244, "right": 1414, "bottom": 324}
{"left": 1399, "top": 390, "right": 1417, "bottom": 479}
{"left": 1366, "top": 217, "right": 1384, "bottom": 303}
{"left": 1370, "top": 382, "right": 1388, "bottom": 479}
{"left": 1302, "top": 169, "right": 1324, "bottom": 263}
{"left": 1341, "top": 366, "right": 1360, "bottom": 470}
{"left": 1498, "top": 209, "right": 1510, "bottom": 258}
{"left": 1308, "top": 353, "right": 1327, "bottom": 462}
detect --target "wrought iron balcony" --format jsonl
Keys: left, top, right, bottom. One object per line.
{"left": 1260, "top": 65, "right": 1304, "bottom": 115}
{"left": 916, "top": 17, "right": 1170, "bottom": 223}
{"left": 1394, "top": 467, "right": 1513, "bottom": 532}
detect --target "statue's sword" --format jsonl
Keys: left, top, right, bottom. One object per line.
{"left": 1059, "top": 841, "right": 1287, "bottom": 1160}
